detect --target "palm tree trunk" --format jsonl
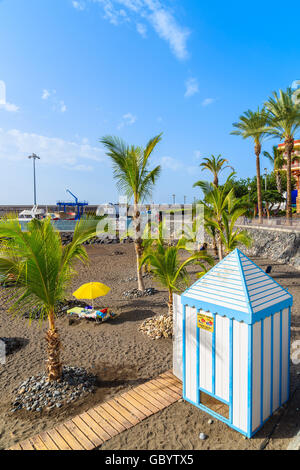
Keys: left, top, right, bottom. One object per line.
{"left": 46, "top": 310, "right": 62, "bottom": 381}
{"left": 285, "top": 137, "right": 294, "bottom": 225}
{"left": 266, "top": 203, "right": 270, "bottom": 219}
{"left": 134, "top": 201, "right": 145, "bottom": 292}
{"left": 255, "top": 143, "right": 263, "bottom": 224}
{"left": 216, "top": 217, "right": 223, "bottom": 260}
{"left": 275, "top": 171, "right": 282, "bottom": 194}
{"left": 168, "top": 290, "right": 173, "bottom": 316}
{"left": 217, "top": 238, "right": 223, "bottom": 260}
{"left": 212, "top": 234, "right": 218, "bottom": 257}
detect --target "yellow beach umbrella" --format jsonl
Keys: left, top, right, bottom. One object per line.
{"left": 73, "top": 282, "right": 111, "bottom": 308}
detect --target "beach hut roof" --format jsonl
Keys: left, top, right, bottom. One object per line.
{"left": 182, "top": 249, "right": 292, "bottom": 324}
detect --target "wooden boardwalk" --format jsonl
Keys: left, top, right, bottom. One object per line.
{"left": 9, "top": 370, "right": 182, "bottom": 451}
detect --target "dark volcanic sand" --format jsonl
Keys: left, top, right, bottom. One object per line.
{"left": 0, "top": 244, "right": 299, "bottom": 450}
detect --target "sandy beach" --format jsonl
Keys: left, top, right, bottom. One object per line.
{"left": 0, "top": 244, "right": 299, "bottom": 450}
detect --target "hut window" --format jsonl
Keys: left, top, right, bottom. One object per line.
{"left": 200, "top": 391, "right": 229, "bottom": 419}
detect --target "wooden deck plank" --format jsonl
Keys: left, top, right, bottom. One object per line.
{"left": 72, "top": 416, "right": 104, "bottom": 448}
{"left": 141, "top": 381, "right": 176, "bottom": 406}
{"left": 150, "top": 378, "right": 182, "bottom": 399}
{"left": 159, "top": 373, "right": 183, "bottom": 390}
{"left": 134, "top": 386, "right": 166, "bottom": 410}
{"left": 46, "top": 428, "right": 72, "bottom": 450}
{"left": 93, "top": 405, "right": 127, "bottom": 433}
{"left": 160, "top": 374, "right": 182, "bottom": 389}
{"left": 79, "top": 412, "right": 107, "bottom": 443}
{"left": 38, "top": 431, "right": 60, "bottom": 451}
{"left": 55, "top": 424, "right": 86, "bottom": 450}
{"left": 64, "top": 420, "right": 95, "bottom": 450}
{"left": 119, "top": 392, "right": 153, "bottom": 417}
{"left": 29, "top": 435, "right": 48, "bottom": 451}
{"left": 134, "top": 383, "right": 172, "bottom": 409}
{"left": 153, "top": 376, "right": 182, "bottom": 394}
{"left": 87, "top": 408, "right": 119, "bottom": 439}
{"left": 9, "top": 443, "right": 23, "bottom": 451}
{"left": 7, "top": 370, "right": 181, "bottom": 451}
{"left": 163, "top": 370, "right": 182, "bottom": 383}
{"left": 115, "top": 395, "right": 147, "bottom": 421}
{"left": 125, "top": 389, "right": 159, "bottom": 414}
{"left": 19, "top": 439, "right": 35, "bottom": 451}
{"left": 107, "top": 398, "right": 140, "bottom": 426}
{"left": 100, "top": 401, "right": 134, "bottom": 430}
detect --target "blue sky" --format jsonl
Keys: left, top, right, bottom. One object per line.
{"left": 0, "top": 0, "right": 299, "bottom": 205}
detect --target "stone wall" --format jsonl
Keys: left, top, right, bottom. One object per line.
{"left": 60, "top": 232, "right": 134, "bottom": 246}
{"left": 238, "top": 225, "right": 300, "bottom": 271}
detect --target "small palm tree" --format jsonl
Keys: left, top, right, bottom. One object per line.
{"left": 207, "top": 205, "right": 252, "bottom": 255}
{"left": 263, "top": 146, "right": 285, "bottom": 194}
{"left": 0, "top": 216, "right": 101, "bottom": 381}
{"left": 141, "top": 238, "right": 213, "bottom": 316}
{"left": 101, "top": 135, "right": 162, "bottom": 291}
{"left": 203, "top": 177, "right": 237, "bottom": 260}
{"left": 231, "top": 107, "right": 270, "bottom": 223}
{"left": 265, "top": 88, "right": 300, "bottom": 223}
{"left": 198, "top": 154, "right": 231, "bottom": 187}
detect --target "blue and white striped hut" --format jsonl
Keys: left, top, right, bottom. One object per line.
{"left": 173, "top": 248, "right": 293, "bottom": 438}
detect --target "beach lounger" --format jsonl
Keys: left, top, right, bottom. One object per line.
{"left": 67, "top": 307, "right": 117, "bottom": 323}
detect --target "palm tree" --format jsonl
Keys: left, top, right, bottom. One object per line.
{"left": 265, "top": 88, "right": 300, "bottom": 223}
{"left": 141, "top": 238, "right": 213, "bottom": 316}
{"left": 263, "top": 146, "right": 284, "bottom": 194}
{"left": 198, "top": 174, "right": 236, "bottom": 260}
{"left": 207, "top": 204, "right": 252, "bottom": 255}
{"left": 204, "top": 184, "right": 236, "bottom": 260}
{"left": 101, "top": 134, "right": 162, "bottom": 291}
{"left": 231, "top": 107, "right": 270, "bottom": 223}
{"left": 0, "top": 216, "right": 101, "bottom": 381}
{"left": 198, "top": 154, "right": 231, "bottom": 187}
{"left": 192, "top": 180, "right": 224, "bottom": 257}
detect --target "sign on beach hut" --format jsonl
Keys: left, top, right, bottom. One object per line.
{"left": 173, "top": 248, "right": 293, "bottom": 438}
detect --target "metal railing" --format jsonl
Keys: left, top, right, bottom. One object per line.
{"left": 236, "top": 217, "right": 300, "bottom": 231}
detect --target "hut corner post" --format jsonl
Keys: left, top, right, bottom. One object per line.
{"left": 173, "top": 294, "right": 183, "bottom": 381}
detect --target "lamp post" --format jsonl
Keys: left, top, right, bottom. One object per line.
{"left": 248, "top": 185, "right": 251, "bottom": 203}
{"left": 28, "top": 154, "right": 40, "bottom": 206}
{"left": 172, "top": 194, "right": 176, "bottom": 205}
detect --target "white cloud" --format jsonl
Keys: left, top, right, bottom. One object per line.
{"left": 72, "top": 1, "right": 86, "bottom": 10}
{"left": 80, "top": 0, "right": 190, "bottom": 60}
{"left": 73, "top": 164, "right": 93, "bottom": 171}
{"left": 136, "top": 22, "right": 147, "bottom": 37}
{"left": 147, "top": 5, "right": 190, "bottom": 60}
{"left": 184, "top": 77, "right": 199, "bottom": 98}
{"left": 0, "top": 102, "right": 19, "bottom": 112}
{"left": 41, "top": 89, "right": 67, "bottom": 113}
{"left": 0, "top": 128, "right": 106, "bottom": 171}
{"left": 60, "top": 101, "right": 67, "bottom": 113}
{"left": 0, "top": 80, "right": 19, "bottom": 112}
{"left": 193, "top": 150, "right": 202, "bottom": 160}
{"left": 161, "top": 156, "right": 182, "bottom": 171}
{"left": 160, "top": 156, "right": 199, "bottom": 176}
{"left": 42, "top": 89, "right": 51, "bottom": 100}
{"left": 202, "top": 98, "right": 216, "bottom": 107}
{"left": 117, "top": 112, "right": 137, "bottom": 129}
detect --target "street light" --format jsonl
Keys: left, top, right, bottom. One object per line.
{"left": 184, "top": 195, "right": 187, "bottom": 205}
{"left": 172, "top": 194, "right": 176, "bottom": 205}
{"left": 28, "top": 153, "right": 40, "bottom": 206}
{"left": 248, "top": 185, "right": 251, "bottom": 203}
